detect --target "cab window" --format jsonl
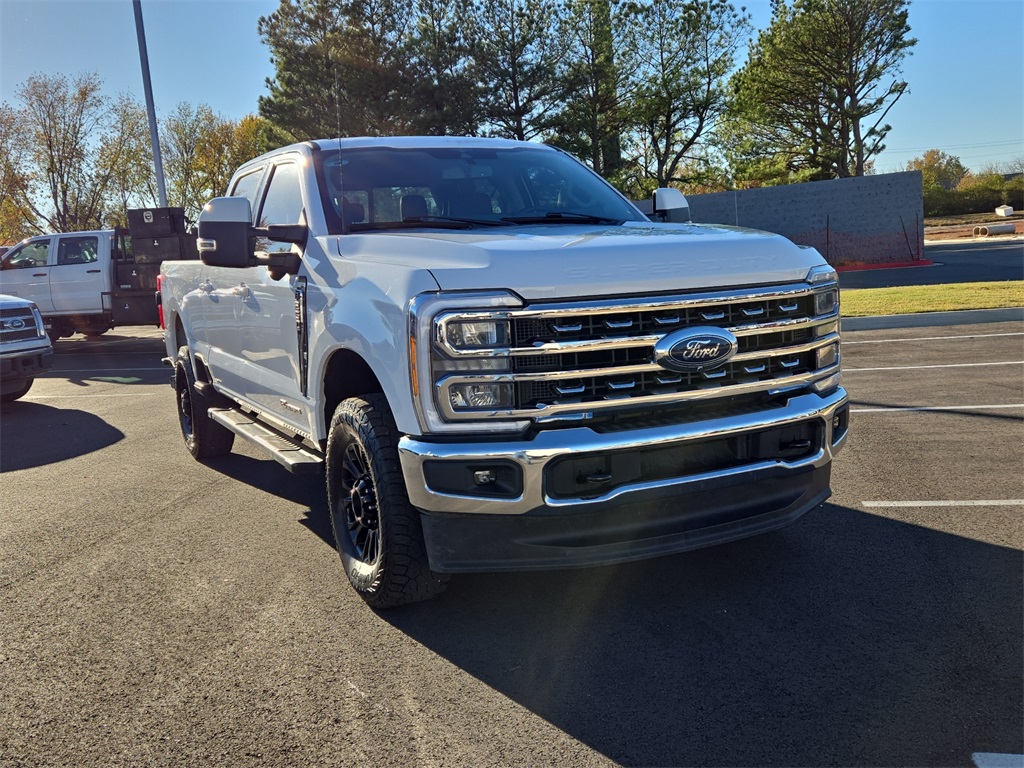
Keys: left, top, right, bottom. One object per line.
{"left": 257, "top": 163, "right": 304, "bottom": 254}
{"left": 229, "top": 168, "right": 264, "bottom": 222}
{"left": 57, "top": 236, "right": 99, "bottom": 265}
{"left": 2, "top": 240, "right": 49, "bottom": 269}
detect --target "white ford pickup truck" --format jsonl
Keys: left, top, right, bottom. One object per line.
{"left": 159, "top": 136, "right": 848, "bottom": 608}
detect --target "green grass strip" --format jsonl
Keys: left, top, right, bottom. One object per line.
{"left": 841, "top": 281, "right": 1024, "bottom": 317}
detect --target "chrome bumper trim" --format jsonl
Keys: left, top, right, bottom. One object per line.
{"left": 398, "top": 387, "right": 849, "bottom": 515}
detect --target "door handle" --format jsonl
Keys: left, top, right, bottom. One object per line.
{"left": 86, "top": 269, "right": 101, "bottom": 273}
{"left": 33, "top": 272, "right": 47, "bottom": 277}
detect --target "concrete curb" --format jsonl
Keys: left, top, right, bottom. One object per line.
{"left": 842, "top": 307, "right": 1024, "bottom": 331}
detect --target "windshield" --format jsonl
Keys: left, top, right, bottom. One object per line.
{"left": 313, "top": 145, "right": 647, "bottom": 233}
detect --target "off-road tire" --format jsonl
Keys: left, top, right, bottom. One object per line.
{"left": 174, "top": 346, "right": 234, "bottom": 460}
{"left": 325, "top": 394, "right": 448, "bottom": 609}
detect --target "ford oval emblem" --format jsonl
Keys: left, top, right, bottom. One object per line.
{"left": 654, "top": 326, "right": 738, "bottom": 372}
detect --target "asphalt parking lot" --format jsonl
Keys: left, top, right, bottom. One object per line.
{"left": 838, "top": 238, "right": 1023, "bottom": 290}
{"left": 1, "top": 319, "right": 1021, "bottom": 767}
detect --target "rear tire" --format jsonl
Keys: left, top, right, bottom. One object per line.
{"left": 174, "top": 346, "right": 234, "bottom": 460}
{"left": 325, "top": 394, "right": 448, "bottom": 608}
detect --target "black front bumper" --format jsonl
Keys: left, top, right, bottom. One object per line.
{"left": 420, "top": 462, "right": 831, "bottom": 573}
{"left": 0, "top": 346, "right": 53, "bottom": 383}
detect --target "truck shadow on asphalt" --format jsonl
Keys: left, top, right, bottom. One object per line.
{"left": 385, "top": 504, "right": 1023, "bottom": 767}
{"left": 203, "top": 453, "right": 334, "bottom": 546}
{"left": 0, "top": 402, "right": 124, "bottom": 471}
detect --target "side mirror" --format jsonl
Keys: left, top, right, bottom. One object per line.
{"left": 651, "top": 188, "right": 690, "bottom": 223}
{"left": 196, "top": 197, "right": 255, "bottom": 268}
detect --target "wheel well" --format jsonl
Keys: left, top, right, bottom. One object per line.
{"left": 322, "top": 349, "right": 384, "bottom": 436}
{"left": 171, "top": 318, "right": 213, "bottom": 384}
{"left": 172, "top": 316, "right": 185, "bottom": 354}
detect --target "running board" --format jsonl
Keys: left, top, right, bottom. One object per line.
{"left": 208, "top": 408, "right": 323, "bottom": 474}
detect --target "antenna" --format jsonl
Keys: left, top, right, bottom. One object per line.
{"left": 334, "top": 66, "right": 346, "bottom": 234}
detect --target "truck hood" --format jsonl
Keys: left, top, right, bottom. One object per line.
{"left": 333, "top": 221, "right": 825, "bottom": 300}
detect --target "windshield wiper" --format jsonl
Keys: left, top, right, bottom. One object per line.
{"left": 405, "top": 215, "right": 508, "bottom": 228}
{"left": 500, "top": 211, "right": 623, "bottom": 225}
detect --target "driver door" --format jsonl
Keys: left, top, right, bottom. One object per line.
{"left": 0, "top": 237, "right": 55, "bottom": 312}
{"left": 207, "top": 160, "right": 310, "bottom": 433}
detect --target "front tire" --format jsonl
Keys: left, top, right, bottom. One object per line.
{"left": 0, "top": 378, "right": 33, "bottom": 403}
{"left": 325, "top": 394, "right": 448, "bottom": 608}
{"left": 174, "top": 346, "right": 234, "bottom": 460}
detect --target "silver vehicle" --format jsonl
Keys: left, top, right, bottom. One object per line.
{"left": 0, "top": 293, "right": 52, "bottom": 403}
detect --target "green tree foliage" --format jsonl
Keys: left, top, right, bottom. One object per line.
{"left": 472, "top": 0, "right": 566, "bottom": 141}
{"left": 406, "top": 0, "right": 479, "bottom": 135}
{"left": 904, "top": 149, "right": 968, "bottom": 190}
{"left": 258, "top": 0, "right": 416, "bottom": 139}
{"left": 549, "top": 0, "right": 631, "bottom": 177}
{"left": 620, "top": 0, "right": 749, "bottom": 190}
{"left": 727, "top": 0, "right": 915, "bottom": 183}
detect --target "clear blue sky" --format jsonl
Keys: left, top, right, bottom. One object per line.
{"left": 1, "top": 0, "right": 1021, "bottom": 174}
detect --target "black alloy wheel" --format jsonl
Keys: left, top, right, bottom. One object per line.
{"left": 340, "top": 441, "right": 381, "bottom": 565}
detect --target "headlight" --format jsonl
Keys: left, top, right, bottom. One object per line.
{"left": 445, "top": 320, "right": 510, "bottom": 350}
{"left": 410, "top": 292, "right": 528, "bottom": 434}
{"left": 816, "top": 343, "right": 839, "bottom": 369}
{"left": 812, "top": 372, "right": 843, "bottom": 394}
{"left": 814, "top": 289, "right": 838, "bottom": 316}
{"left": 449, "top": 382, "right": 514, "bottom": 410}
{"left": 806, "top": 265, "right": 838, "bottom": 285}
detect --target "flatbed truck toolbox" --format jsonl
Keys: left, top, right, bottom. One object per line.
{"left": 160, "top": 136, "right": 848, "bottom": 608}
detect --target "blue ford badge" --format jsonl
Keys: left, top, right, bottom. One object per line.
{"left": 654, "top": 326, "right": 738, "bottom": 372}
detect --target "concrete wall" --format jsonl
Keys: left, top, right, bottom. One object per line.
{"left": 678, "top": 171, "right": 925, "bottom": 267}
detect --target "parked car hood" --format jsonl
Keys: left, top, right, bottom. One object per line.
{"left": 333, "top": 221, "right": 826, "bottom": 300}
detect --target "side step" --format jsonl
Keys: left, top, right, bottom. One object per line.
{"left": 208, "top": 408, "right": 323, "bottom": 474}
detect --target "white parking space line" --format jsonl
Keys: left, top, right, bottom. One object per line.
{"left": 972, "top": 753, "right": 1024, "bottom": 768}
{"left": 864, "top": 500, "right": 1024, "bottom": 508}
{"left": 851, "top": 404, "right": 1024, "bottom": 414}
{"left": 845, "top": 361, "right": 1023, "bottom": 372}
{"left": 843, "top": 331, "right": 1024, "bottom": 345}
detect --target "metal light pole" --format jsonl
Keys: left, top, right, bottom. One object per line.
{"left": 133, "top": 0, "right": 168, "bottom": 207}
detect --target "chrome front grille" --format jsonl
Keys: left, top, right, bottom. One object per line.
{"left": 0, "top": 306, "right": 42, "bottom": 343}
{"left": 512, "top": 293, "right": 810, "bottom": 346}
{"left": 428, "top": 281, "right": 841, "bottom": 424}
